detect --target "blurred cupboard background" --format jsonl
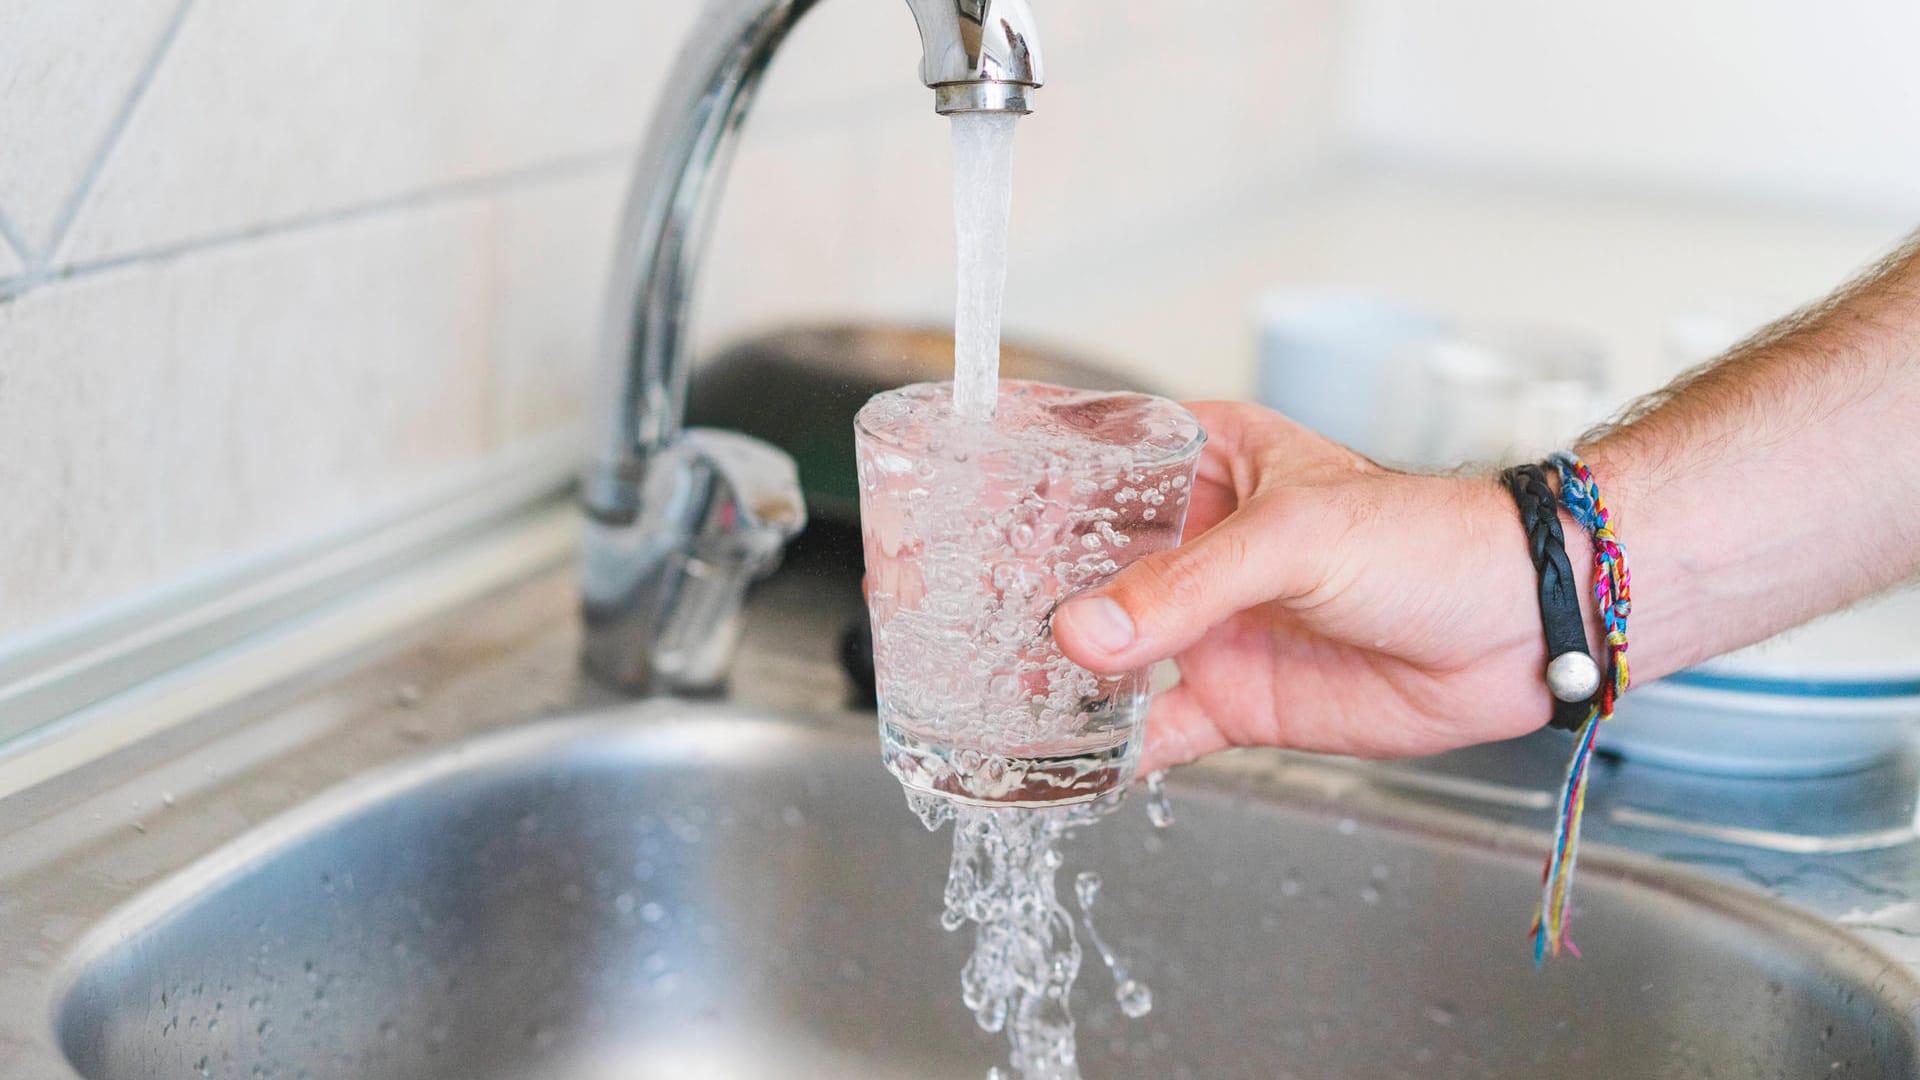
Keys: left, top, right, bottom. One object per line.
{"left": 2, "top": 0, "right": 1916, "bottom": 650}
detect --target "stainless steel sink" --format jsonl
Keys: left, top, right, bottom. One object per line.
{"left": 51, "top": 708, "right": 1920, "bottom": 1080}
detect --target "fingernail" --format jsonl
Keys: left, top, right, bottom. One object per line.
{"left": 1065, "top": 596, "right": 1134, "bottom": 653}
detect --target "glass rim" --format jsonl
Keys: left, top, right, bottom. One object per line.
{"left": 854, "top": 380, "right": 1208, "bottom": 472}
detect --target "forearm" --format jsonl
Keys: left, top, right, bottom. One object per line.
{"left": 1576, "top": 231, "right": 1920, "bottom": 682}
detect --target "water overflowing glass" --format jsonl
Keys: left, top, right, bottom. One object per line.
{"left": 913, "top": 791, "right": 1152, "bottom": 1079}
{"left": 856, "top": 381, "right": 1203, "bottom": 807}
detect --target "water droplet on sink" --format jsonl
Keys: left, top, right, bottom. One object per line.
{"left": 1279, "top": 871, "right": 1303, "bottom": 897}
{"left": 197, "top": 1055, "right": 210, "bottom": 1076}
{"left": 1426, "top": 1003, "right": 1457, "bottom": 1028}
{"left": 781, "top": 805, "right": 804, "bottom": 827}
{"left": 1337, "top": 818, "right": 1358, "bottom": 835}
{"left": 1116, "top": 979, "right": 1153, "bottom": 1018}
{"left": 640, "top": 901, "right": 666, "bottom": 924}
{"left": 614, "top": 892, "right": 636, "bottom": 915}
{"left": 1360, "top": 885, "right": 1381, "bottom": 905}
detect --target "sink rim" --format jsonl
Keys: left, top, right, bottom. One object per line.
{"left": 48, "top": 701, "right": 1920, "bottom": 1074}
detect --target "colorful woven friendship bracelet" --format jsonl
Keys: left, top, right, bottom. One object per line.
{"left": 1531, "top": 452, "right": 1632, "bottom": 965}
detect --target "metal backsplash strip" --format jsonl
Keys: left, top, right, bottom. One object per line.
{"left": 0, "top": 430, "right": 582, "bottom": 781}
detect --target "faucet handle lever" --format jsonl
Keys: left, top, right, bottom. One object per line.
{"left": 680, "top": 428, "right": 807, "bottom": 553}
{"left": 580, "top": 429, "right": 806, "bottom": 694}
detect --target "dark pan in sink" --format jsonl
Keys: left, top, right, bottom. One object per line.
{"left": 686, "top": 324, "right": 1157, "bottom": 528}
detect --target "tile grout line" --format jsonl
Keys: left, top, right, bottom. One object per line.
{"left": 0, "top": 147, "right": 631, "bottom": 304}
{"left": 0, "top": 203, "right": 30, "bottom": 274}
{"left": 38, "top": 0, "right": 201, "bottom": 271}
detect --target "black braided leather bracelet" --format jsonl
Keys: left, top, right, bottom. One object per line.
{"left": 1501, "top": 464, "right": 1600, "bottom": 732}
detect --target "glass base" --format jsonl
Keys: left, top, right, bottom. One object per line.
{"left": 879, "top": 718, "right": 1141, "bottom": 808}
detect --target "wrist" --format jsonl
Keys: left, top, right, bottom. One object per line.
{"left": 1573, "top": 441, "right": 1699, "bottom": 685}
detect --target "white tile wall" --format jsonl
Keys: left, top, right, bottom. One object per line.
{"left": 0, "top": 193, "right": 529, "bottom": 637}
{"left": 0, "top": 0, "right": 1342, "bottom": 646}
{"left": 57, "top": 0, "right": 698, "bottom": 265}
{"left": 0, "top": 0, "right": 183, "bottom": 254}
{"left": 488, "top": 168, "right": 627, "bottom": 445}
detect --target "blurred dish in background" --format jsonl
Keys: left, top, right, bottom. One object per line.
{"left": 1395, "top": 326, "right": 1610, "bottom": 467}
{"left": 1603, "top": 590, "right": 1920, "bottom": 777}
{"left": 1255, "top": 291, "right": 1610, "bottom": 468}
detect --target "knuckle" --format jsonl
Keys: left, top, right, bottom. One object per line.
{"left": 1128, "top": 548, "right": 1214, "bottom": 617}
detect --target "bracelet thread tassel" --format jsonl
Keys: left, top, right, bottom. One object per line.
{"left": 1534, "top": 451, "right": 1631, "bottom": 964}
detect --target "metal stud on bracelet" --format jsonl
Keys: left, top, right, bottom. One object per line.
{"left": 1546, "top": 650, "right": 1602, "bottom": 702}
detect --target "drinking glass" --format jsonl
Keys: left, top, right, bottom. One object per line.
{"left": 854, "top": 379, "right": 1205, "bottom": 806}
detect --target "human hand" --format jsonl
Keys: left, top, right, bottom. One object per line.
{"left": 1052, "top": 401, "right": 1566, "bottom": 773}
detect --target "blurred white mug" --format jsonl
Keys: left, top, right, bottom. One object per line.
{"left": 1254, "top": 290, "right": 1443, "bottom": 462}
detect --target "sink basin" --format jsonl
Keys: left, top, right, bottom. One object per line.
{"left": 53, "top": 710, "right": 1920, "bottom": 1079}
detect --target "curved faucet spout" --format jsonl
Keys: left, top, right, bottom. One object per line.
{"left": 579, "top": 0, "right": 1045, "bottom": 691}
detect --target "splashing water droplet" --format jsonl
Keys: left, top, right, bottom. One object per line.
{"left": 1074, "top": 871, "right": 1102, "bottom": 910}
{"left": 1144, "top": 771, "right": 1174, "bottom": 829}
{"left": 1116, "top": 979, "right": 1153, "bottom": 1019}
{"left": 920, "top": 791, "right": 1140, "bottom": 1078}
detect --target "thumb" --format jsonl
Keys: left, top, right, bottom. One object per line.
{"left": 1053, "top": 496, "right": 1314, "bottom": 674}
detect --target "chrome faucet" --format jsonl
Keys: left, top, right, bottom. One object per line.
{"left": 578, "top": 0, "right": 1045, "bottom": 692}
